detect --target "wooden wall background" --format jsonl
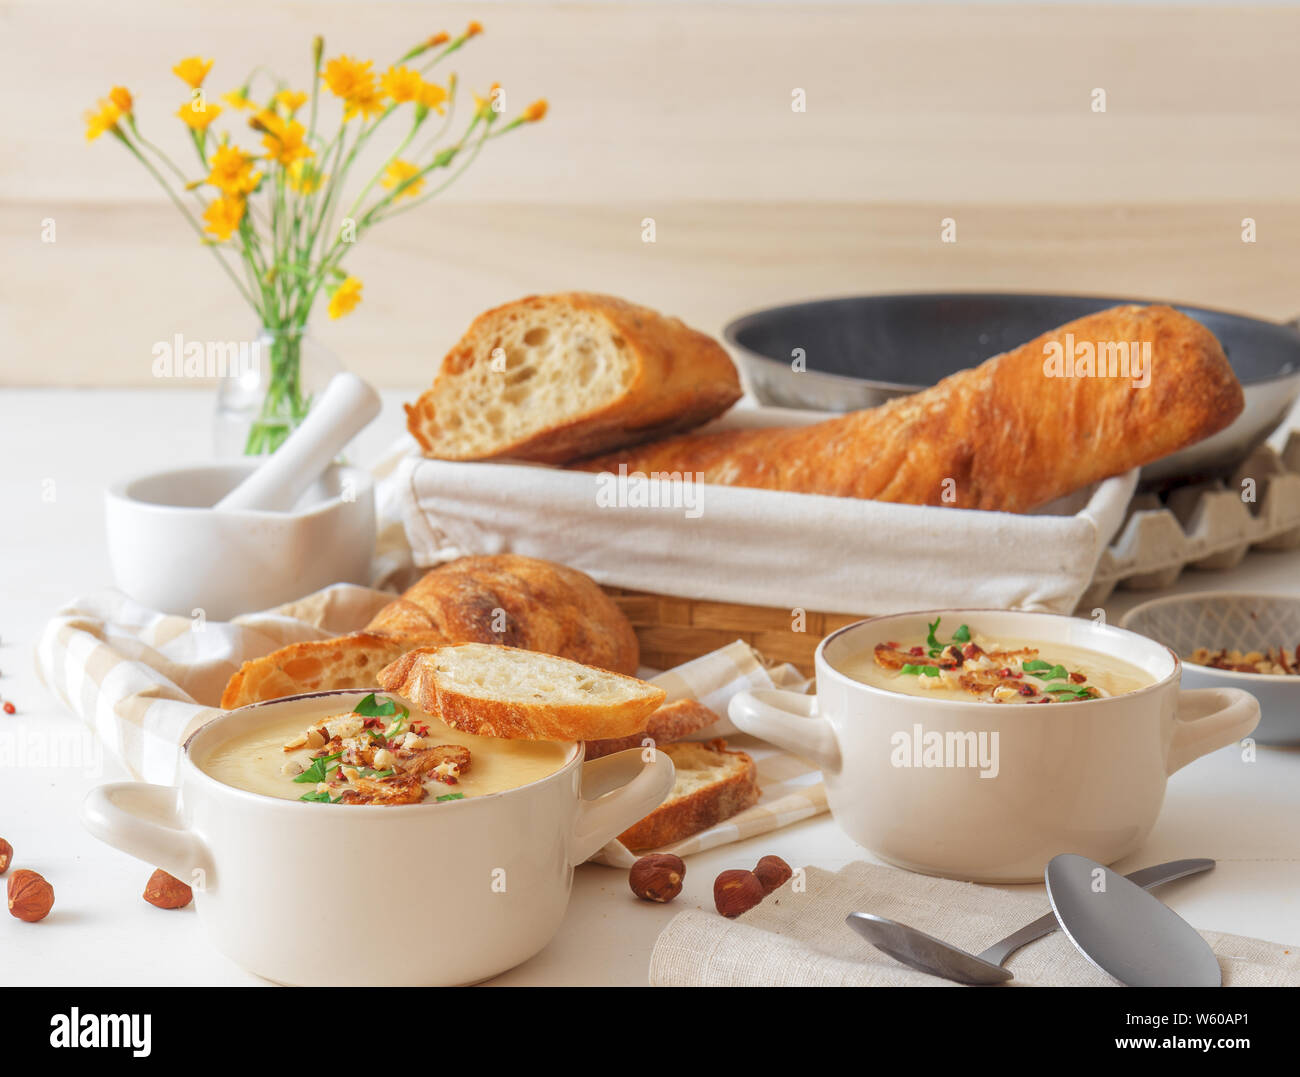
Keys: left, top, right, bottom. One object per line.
{"left": 3, "top": 1, "right": 1299, "bottom": 387}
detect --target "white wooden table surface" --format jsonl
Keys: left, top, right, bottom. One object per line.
{"left": 1, "top": 387, "right": 1297, "bottom": 986}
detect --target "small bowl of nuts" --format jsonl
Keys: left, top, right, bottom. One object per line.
{"left": 1122, "top": 592, "right": 1300, "bottom": 745}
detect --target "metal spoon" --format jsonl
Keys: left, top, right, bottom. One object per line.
{"left": 1045, "top": 853, "right": 1222, "bottom": 987}
{"left": 846, "top": 857, "right": 1214, "bottom": 985}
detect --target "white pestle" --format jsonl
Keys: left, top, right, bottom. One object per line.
{"left": 214, "top": 372, "right": 382, "bottom": 513}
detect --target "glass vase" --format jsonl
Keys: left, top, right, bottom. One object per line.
{"left": 213, "top": 326, "right": 343, "bottom": 457}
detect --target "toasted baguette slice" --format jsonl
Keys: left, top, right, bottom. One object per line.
{"left": 404, "top": 293, "right": 742, "bottom": 464}
{"left": 377, "top": 643, "right": 667, "bottom": 741}
{"left": 617, "top": 739, "right": 760, "bottom": 852}
{"left": 583, "top": 698, "right": 722, "bottom": 760}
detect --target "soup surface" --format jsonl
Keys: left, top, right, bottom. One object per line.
{"left": 835, "top": 619, "right": 1154, "bottom": 704}
{"left": 201, "top": 693, "right": 571, "bottom": 805}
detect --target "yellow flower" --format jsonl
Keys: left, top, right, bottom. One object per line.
{"left": 173, "top": 56, "right": 213, "bottom": 89}
{"left": 344, "top": 85, "right": 384, "bottom": 121}
{"left": 178, "top": 97, "right": 221, "bottom": 130}
{"left": 109, "top": 86, "right": 133, "bottom": 115}
{"left": 206, "top": 143, "right": 262, "bottom": 197}
{"left": 287, "top": 160, "right": 325, "bottom": 193}
{"left": 322, "top": 55, "right": 373, "bottom": 100}
{"left": 328, "top": 277, "right": 363, "bottom": 319}
{"left": 381, "top": 65, "right": 422, "bottom": 104}
{"left": 473, "top": 82, "right": 501, "bottom": 118}
{"left": 202, "top": 195, "right": 245, "bottom": 241}
{"left": 275, "top": 89, "right": 308, "bottom": 114}
{"left": 522, "top": 99, "right": 548, "bottom": 123}
{"left": 223, "top": 90, "right": 254, "bottom": 110}
{"left": 252, "top": 110, "right": 313, "bottom": 166}
{"left": 381, "top": 160, "right": 425, "bottom": 200}
{"left": 416, "top": 79, "right": 447, "bottom": 113}
{"left": 84, "top": 98, "right": 121, "bottom": 141}
{"left": 322, "top": 57, "right": 385, "bottom": 121}
{"left": 466, "top": 21, "right": 484, "bottom": 37}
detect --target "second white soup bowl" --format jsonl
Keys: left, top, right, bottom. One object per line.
{"left": 729, "top": 610, "right": 1259, "bottom": 883}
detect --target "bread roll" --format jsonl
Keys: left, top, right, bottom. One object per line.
{"left": 220, "top": 555, "right": 639, "bottom": 709}
{"left": 405, "top": 292, "right": 742, "bottom": 464}
{"left": 572, "top": 305, "right": 1245, "bottom": 513}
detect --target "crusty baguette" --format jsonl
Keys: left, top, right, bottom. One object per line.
{"left": 405, "top": 293, "right": 742, "bottom": 464}
{"left": 617, "top": 739, "right": 759, "bottom": 852}
{"left": 583, "top": 698, "right": 722, "bottom": 760}
{"left": 377, "top": 643, "right": 667, "bottom": 741}
{"left": 220, "top": 554, "right": 639, "bottom": 709}
{"left": 572, "top": 305, "right": 1245, "bottom": 513}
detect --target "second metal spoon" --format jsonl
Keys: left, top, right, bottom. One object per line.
{"left": 846, "top": 857, "right": 1214, "bottom": 985}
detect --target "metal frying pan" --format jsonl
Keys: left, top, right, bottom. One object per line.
{"left": 724, "top": 293, "right": 1300, "bottom": 484}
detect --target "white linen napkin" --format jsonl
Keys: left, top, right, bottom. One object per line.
{"left": 650, "top": 861, "right": 1300, "bottom": 987}
{"left": 392, "top": 407, "right": 1139, "bottom": 617}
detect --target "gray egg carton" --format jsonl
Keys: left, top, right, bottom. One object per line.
{"left": 1079, "top": 431, "right": 1300, "bottom": 609}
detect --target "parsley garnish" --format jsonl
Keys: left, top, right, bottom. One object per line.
{"left": 292, "top": 750, "right": 343, "bottom": 784}
{"left": 1043, "top": 683, "right": 1092, "bottom": 701}
{"left": 354, "top": 693, "right": 398, "bottom": 718}
{"left": 436, "top": 793, "right": 465, "bottom": 802}
{"left": 925, "top": 618, "right": 971, "bottom": 658}
{"left": 299, "top": 790, "right": 341, "bottom": 803}
{"left": 901, "top": 663, "right": 941, "bottom": 677}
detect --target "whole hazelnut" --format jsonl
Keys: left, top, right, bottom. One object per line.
{"left": 713, "top": 868, "right": 764, "bottom": 918}
{"left": 0, "top": 838, "right": 12, "bottom": 875}
{"left": 7, "top": 868, "right": 54, "bottom": 922}
{"left": 629, "top": 854, "right": 686, "bottom": 903}
{"left": 754, "top": 854, "right": 793, "bottom": 895}
{"left": 143, "top": 869, "right": 193, "bottom": 910}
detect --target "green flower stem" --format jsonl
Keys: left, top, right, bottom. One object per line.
{"left": 116, "top": 132, "right": 258, "bottom": 308}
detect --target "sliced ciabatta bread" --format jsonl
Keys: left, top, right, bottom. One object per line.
{"left": 617, "top": 739, "right": 760, "bottom": 852}
{"left": 583, "top": 698, "right": 722, "bottom": 760}
{"left": 377, "top": 643, "right": 667, "bottom": 741}
{"left": 404, "top": 293, "right": 742, "bottom": 464}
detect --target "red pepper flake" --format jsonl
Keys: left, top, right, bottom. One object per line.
{"left": 362, "top": 717, "right": 384, "bottom": 730}
{"left": 1018, "top": 684, "right": 1036, "bottom": 697}
{"left": 1068, "top": 672, "right": 1087, "bottom": 684}
{"left": 2, "top": 702, "right": 14, "bottom": 715}
{"left": 961, "top": 642, "right": 984, "bottom": 660}
{"left": 909, "top": 646, "right": 925, "bottom": 657}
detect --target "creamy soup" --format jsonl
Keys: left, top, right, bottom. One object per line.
{"left": 835, "top": 620, "right": 1154, "bottom": 704}
{"left": 200, "top": 693, "right": 571, "bottom": 805}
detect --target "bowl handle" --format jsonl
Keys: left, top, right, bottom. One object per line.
{"left": 82, "top": 783, "right": 213, "bottom": 887}
{"left": 570, "top": 748, "right": 676, "bottom": 864}
{"left": 729, "top": 688, "right": 841, "bottom": 773}
{"left": 1167, "top": 687, "right": 1260, "bottom": 775}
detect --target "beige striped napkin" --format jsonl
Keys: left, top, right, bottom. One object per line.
{"left": 35, "top": 587, "right": 827, "bottom": 860}
{"left": 650, "top": 861, "right": 1300, "bottom": 986}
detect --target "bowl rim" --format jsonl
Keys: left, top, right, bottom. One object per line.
{"left": 1121, "top": 591, "right": 1300, "bottom": 686}
{"left": 105, "top": 461, "right": 374, "bottom": 521}
{"left": 723, "top": 290, "right": 1300, "bottom": 390}
{"left": 181, "top": 689, "right": 584, "bottom": 814}
{"left": 816, "top": 607, "right": 1181, "bottom": 709}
